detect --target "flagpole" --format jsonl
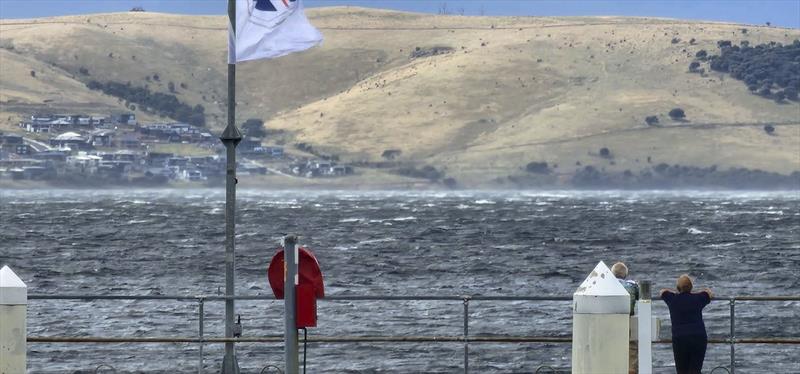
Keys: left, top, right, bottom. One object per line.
{"left": 220, "top": 0, "right": 242, "bottom": 373}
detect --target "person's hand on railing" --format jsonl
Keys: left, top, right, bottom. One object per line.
{"left": 701, "top": 288, "right": 714, "bottom": 299}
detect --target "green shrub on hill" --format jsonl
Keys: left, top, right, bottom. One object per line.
{"left": 86, "top": 80, "right": 205, "bottom": 126}
{"left": 696, "top": 39, "right": 800, "bottom": 102}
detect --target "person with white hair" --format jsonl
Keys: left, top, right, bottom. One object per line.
{"left": 660, "top": 275, "right": 713, "bottom": 374}
{"left": 612, "top": 261, "right": 639, "bottom": 374}
{"left": 612, "top": 262, "right": 639, "bottom": 315}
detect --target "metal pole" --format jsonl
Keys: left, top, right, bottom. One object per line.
{"left": 220, "top": 1, "right": 242, "bottom": 372}
{"left": 730, "top": 299, "right": 735, "bottom": 374}
{"left": 284, "top": 236, "right": 300, "bottom": 374}
{"left": 198, "top": 298, "right": 205, "bottom": 374}
{"left": 463, "top": 297, "right": 470, "bottom": 374}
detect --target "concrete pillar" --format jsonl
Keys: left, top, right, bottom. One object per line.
{"left": 1, "top": 265, "right": 27, "bottom": 374}
{"left": 572, "top": 261, "right": 630, "bottom": 374}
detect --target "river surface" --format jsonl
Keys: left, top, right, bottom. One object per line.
{"left": 1, "top": 189, "right": 798, "bottom": 373}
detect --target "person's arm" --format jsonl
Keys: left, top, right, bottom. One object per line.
{"left": 660, "top": 289, "right": 674, "bottom": 301}
{"left": 700, "top": 288, "right": 713, "bottom": 304}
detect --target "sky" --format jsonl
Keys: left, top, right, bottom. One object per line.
{"left": 0, "top": 0, "right": 798, "bottom": 28}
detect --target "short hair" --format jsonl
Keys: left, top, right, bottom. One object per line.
{"left": 677, "top": 274, "right": 693, "bottom": 293}
{"left": 611, "top": 262, "right": 628, "bottom": 279}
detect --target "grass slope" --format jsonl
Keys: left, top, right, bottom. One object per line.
{"left": 1, "top": 8, "right": 798, "bottom": 186}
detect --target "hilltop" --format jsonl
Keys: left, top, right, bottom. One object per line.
{"left": 1, "top": 8, "right": 799, "bottom": 188}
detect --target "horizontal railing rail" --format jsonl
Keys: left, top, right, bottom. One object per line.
{"left": 28, "top": 294, "right": 800, "bottom": 301}
{"left": 25, "top": 294, "right": 800, "bottom": 374}
{"left": 26, "top": 336, "right": 800, "bottom": 344}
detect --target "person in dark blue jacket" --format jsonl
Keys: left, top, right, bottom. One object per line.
{"left": 661, "top": 275, "right": 713, "bottom": 374}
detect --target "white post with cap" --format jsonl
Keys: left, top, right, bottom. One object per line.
{"left": 1, "top": 265, "right": 27, "bottom": 373}
{"left": 572, "top": 261, "right": 630, "bottom": 374}
{"left": 631, "top": 280, "right": 660, "bottom": 374}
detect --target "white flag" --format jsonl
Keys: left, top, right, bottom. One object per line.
{"left": 228, "top": 0, "right": 322, "bottom": 63}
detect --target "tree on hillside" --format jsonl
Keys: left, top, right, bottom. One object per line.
{"left": 785, "top": 87, "right": 799, "bottom": 101}
{"left": 85, "top": 80, "right": 205, "bottom": 126}
{"left": 599, "top": 147, "right": 612, "bottom": 159}
{"left": 242, "top": 118, "right": 266, "bottom": 138}
{"left": 705, "top": 39, "right": 800, "bottom": 102}
{"left": 525, "top": 161, "right": 550, "bottom": 174}
{"left": 773, "top": 90, "right": 786, "bottom": 103}
{"left": 382, "top": 149, "right": 402, "bottom": 160}
{"left": 669, "top": 108, "right": 686, "bottom": 120}
{"left": 764, "top": 124, "right": 776, "bottom": 135}
{"left": 695, "top": 50, "right": 708, "bottom": 60}
{"left": 645, "top": 116, "right": 659, "bottom": 126}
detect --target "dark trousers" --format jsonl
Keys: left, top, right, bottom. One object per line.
{"left": 672, "top": 335, "right": 708, "bottom": 374}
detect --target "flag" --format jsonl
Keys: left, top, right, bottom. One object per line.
{"left": 228, "top": 0, "right": 323, "bottom": 63}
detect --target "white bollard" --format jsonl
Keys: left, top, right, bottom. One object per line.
{"left": 572, "top": 261, "right": 631, "bottom": 374}
{"left": 1, "top": 265, "right": 27, "bottom": 374}
{"left": 631, "top": 281, "right": 661, "bottom": 374}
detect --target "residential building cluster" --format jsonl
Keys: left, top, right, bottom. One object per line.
{"left": 0, "top": 112, "right": 355, "bottom": 184}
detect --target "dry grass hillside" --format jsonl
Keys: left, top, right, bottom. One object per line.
{"left": 1, "top": 8, "right": 798, "bottom": 187}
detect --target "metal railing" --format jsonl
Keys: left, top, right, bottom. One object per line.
{"left": 27, "top": 294, "right": 800, "bottom": 373}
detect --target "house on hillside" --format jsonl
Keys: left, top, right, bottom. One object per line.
{"left": 97, "top": 159, "right": 132, "bottom": 180}
{"left": 0, "top": 157, "right": 56, "bottom": 180}
{"left": 50, "top": 132, "right": 91, "bottom": 150}
{"left": 145, "top": 152, "right": 173, "bottom": 167}
{"left": 90, "top": 129, "right": 115, "bottom": 147}
{"left": 32, "top": 151, "right": 69, "bottom": 176}
{"left": 22, "top": 122, "right": 53, "bottom": 133}
{"left": 111, "top": 113, "right": 137, "bottom": 126}
{"left": 112, "top": 150, "right": 142, "bottom": 167}
{"left": 67, "top": 153, "right": 102, "bottom": 174}
{"left": 289, "top": 159, "right": 354, "bottom": 178}
{"left": 239, "top": 139, "right": 263, "bottom": 154}
{"left": 264, "top": 146, "right": 284, "bottom": 157}
{"left": 33, "top": 150, "right": 68, "bottom": 163}
{"left": 118, "top": 133, "right": 142, "bottom": 148}
{"left": 74, "top": 116, "right": 94, "bottom": 127}
{"left": 1, "top": 134, "right": 23, "bottom": 146}
{"left": 30, "top": 114, "right": 54, "bottom": 123}
{"left": 13, "top": 144, "right": 33, "bottom": 156}
{"left": 199, "top": 132, "right": 215, "bottom": 144}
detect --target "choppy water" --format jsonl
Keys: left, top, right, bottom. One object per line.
{"left": 1, "top": 189, "right": 799, "bottom": 373}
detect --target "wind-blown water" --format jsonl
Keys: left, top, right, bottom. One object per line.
{"left": 1, "top": 189, "right": 798, "bottom": 373}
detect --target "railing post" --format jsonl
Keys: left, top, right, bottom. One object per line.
{"left": 284, "top": 235, "right": 300, "bottom": 374}
{"left": 730, "top": 298, "right": 735, "bottom": 374}
{"left": 199, "top": 297, "right": 205, "bottom": 374}
{"left": 637, "top": 281, "right": 653, "bottom": 374}
{"left": 463, "top": 296, "right": 470, "bottom": 374}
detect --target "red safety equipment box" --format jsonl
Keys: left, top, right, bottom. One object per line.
{"left": 267, "top": 247, "right": 324, "bottom": 328}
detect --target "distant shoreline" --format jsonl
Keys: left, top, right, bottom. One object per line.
{"left": 2, "top": 179, "right": 798, "bottom": 192}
